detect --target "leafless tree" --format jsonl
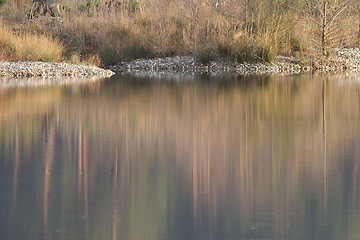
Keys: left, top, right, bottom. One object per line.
{"left": 303, "top": 0, "right": 354, "bottom": 56}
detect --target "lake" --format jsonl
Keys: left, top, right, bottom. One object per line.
{"left": 1, "top": 73, "right": 360, "bottom": 240}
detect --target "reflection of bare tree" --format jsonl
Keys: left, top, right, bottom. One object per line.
{"left": 75, "top": 77, "right": 360, "bottom": 239}
{"left": 78, "top": 126, "right": 83, "bottom": 202}
{"left": 12, "top": 128, "right": 20, "bottom": 208}
{"left": 77, "top": 121, "right": 89, "bottom": 239}
{"left": 9, "top": 126, "right": 20, "bottom": 239}
{"left": 192, "top": 129, "right": 199, "bottom": 225}
{"left": 43, "top": 115, "right": 55, "bottom": 240}
{"left": 322, "top": 79, "right": 328, "bottom": 222}
{"left": 3, "top": 76, "right": 360, "bottom": 240}
{"left": 112, "top": 145, "right": 119, "bottom": 240}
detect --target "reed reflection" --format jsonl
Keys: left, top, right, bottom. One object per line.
{"left": 1, "top": 74, "right": 360, "bottom": 240}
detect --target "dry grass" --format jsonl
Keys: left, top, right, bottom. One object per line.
{"left": 0, "top": 0, "right": 358, "bottom": 64}
{"left": 50, "top": 2, "right": 261, "bottom": 65}
{"left": 0, "top": 22, "right": 64, "bottom": 61}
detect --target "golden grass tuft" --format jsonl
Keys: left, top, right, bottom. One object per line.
{"left": 0, "top": 22, "right": 63, "bottom": 62}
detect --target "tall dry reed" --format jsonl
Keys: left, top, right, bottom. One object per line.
{"left": 0, "top": 21, "right": 64, "bottom": 61}
{"left": 0, "top": 0, "right": 358, "bottom": 64}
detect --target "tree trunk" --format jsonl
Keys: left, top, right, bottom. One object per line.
{"left": 244, "top": 0, "right": 249, "bottom": 34}
{"left": 321, "top": 1, "right": 328, "bottom": 56}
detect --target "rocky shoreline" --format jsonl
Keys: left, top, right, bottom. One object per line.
{"left": 109, "top": 48, "right": 360, "bottom": 75}
{"left": 0, "top": 48, "right": 359, "bottom": 83}
{"left": 0, "top": 61, "right": 115, "bottom": 78}
{"left": 109, "top": 55, "right": 307, "bottom": 75}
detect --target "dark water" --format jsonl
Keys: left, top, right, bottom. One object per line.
{"left": 1, "top": 73, "right": 360, "bottom": 240}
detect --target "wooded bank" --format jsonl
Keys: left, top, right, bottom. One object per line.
{"left": 0, "top": 0, "right": 359, "bottom": 66}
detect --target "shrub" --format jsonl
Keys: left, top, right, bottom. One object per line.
{"left": 0, "top": 22, "right": 63, "bottom": 61}
{"left": 129, "top": 0, "right": 139, "bottom": 13}
{"left": 196, "top": 48, "right": 218, "bottom": 64}
{"left": 256, "top": 45, "right": 275, "bottom": 63}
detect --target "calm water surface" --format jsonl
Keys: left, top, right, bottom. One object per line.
{"left": 1, "top": 73, "right": 360, "bottom": 240}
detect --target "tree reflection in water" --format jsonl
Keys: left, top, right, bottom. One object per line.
{"left": 1, "top": 74, "right": 360, "bottom": 240}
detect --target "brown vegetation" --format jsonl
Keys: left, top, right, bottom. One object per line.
{"left": 0, "top": 0, "right": 359, "bottom": 65}
{"left": 0, "top": 21, "right": 63, "bottom": 61}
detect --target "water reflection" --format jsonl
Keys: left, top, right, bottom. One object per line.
{"left": 1, "top": 73, "right": 360, "bottom": 240}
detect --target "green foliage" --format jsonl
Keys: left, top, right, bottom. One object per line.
{"left": 196, "top": 48, "right": 218, "bottom": 64}
{"left": 0, "top": 0, "right": 7, "bottom": 6}
{"left": 129, "top": 0, "right": 139, "bottom": 13}
{"left": 229, "top": 39, "right": 276, "bottom": 63}
{"left": 256, "top": 45, "right": 274, "bottom": 63}
{"left": 292, "top": 54, "right": 309, "bottom": 66}
{"left": 232, "top": 43, "right": 253, "bottom": 63}
{"left": 78, "top": 4, "right": 88, "bottom": 13}
{"left": 99, "top": 47, "right": 123, "bottom": 65}
{"left": 290, "top": 35, "right": 303, "bottom": 53}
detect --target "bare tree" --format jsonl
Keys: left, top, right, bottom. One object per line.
{"left": 355, "top": 1, "right": 360, "bottom": 46}
{"left": 303, "top": 0, "right": 354, "bottom": 56}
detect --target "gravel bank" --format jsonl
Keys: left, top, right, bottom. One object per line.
{"left": 109, "top": 48, "right": 360, "bottom": 75}
{"left": 109, "top": 56, "right": 305, "bottom": 75}
{"left": 0, "top": 61, "right": 115, "bottom": 78}
{"left": 312, "top": 48, "right": 360, "bottom": 71}
{"left": 0, "top": 48, "right": 358, "bottom": 81}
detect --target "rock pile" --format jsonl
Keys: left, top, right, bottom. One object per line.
{"left": 1, "top": 48, "right": 359, "bottom": 79}
{"left": 333, "top": 48, "right": 360, "bottom": 61}
{"left": 0, "top": 61, "right": 115, "bottom": 78}
{"left": 330, "top": 48, "right": 360, "bottom": 71}
{"left": 109, "top": 56, "right": 307, "bottom": 75}
{"left": 301, "top": 48, "right": 360, "bottom": 72}
{"left": 109, "top": 48, "right": 360, "bottom": 75}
